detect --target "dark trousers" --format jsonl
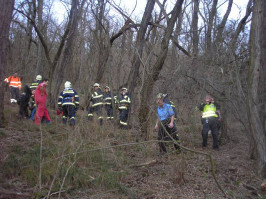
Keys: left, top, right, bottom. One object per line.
{"left": 88, "top": 105, "right": 103, "bottom": 125}
{"left": 19, "top": 104, "right": 29, "bottom": 118}
{"left": 62, "top": 105, "right": 76, "bottom": 125}
{"left": 119, "top": 109, "right": 128, "bottom": 128}
{"left": 105, "top": 105, "right": 113, "bottom": 119}
{"left": 10, "top": 87, "right": 19, "bottom": 101}
{"left": 202, "top": 117, "right": 219, "bottom": 149}
{"left": 158, "top": 119, "right": 179, "bottom": 153}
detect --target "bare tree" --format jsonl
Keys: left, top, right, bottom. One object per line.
{"left": 16, "top": 2, "right": 78, "bottom": 107}
{"left": 248, "top": 0, "right": 266, "bottom": 178}
{"left": 139, "top": 0, "right": 184, "bottom": 137}
{"left": 53, "top": 0, "right": 82, "bottom": 105}
{"left": 127, "top": 0, "right": 155, "bottom": 94}
{"left": 191, "top": 0, "right": 199, "bottom": 57}
{"left": 214, "top": 0, "right": 233, "bottom": 49}
{"left": 0, "top": 0, "right": 15, "bottom": 127}
{"left": 35, "top": 0, "right": 44, "bottom": 75}
{"left": 230, "top": 0, "right": 252, "bottom": 51}
{"left": 206, "top": 0, "right": 218, "bottom": 58}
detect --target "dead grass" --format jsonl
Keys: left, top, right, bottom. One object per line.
{"left": 0, "top": 102, "right": 264, "bottom": 198}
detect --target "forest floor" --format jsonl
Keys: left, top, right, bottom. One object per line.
{"left": 0, "top": 95, "right": 265, "bottom": 199}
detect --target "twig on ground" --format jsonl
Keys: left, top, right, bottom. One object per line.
{"left": 130, "top": 159, "right": 157, "bottom": 168}
{"left": 158, "top": 119, "right": 227, "bottom": 197}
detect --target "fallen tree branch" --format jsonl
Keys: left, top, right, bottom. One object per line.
{"left": 0, "top": 190, "right": 31, "bottom": 198}
{"left": 130, "top": 159, "right": 157, "bottom": 168}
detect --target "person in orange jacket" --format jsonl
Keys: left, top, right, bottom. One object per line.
{"left": 34, "top": 78, "right": 51, "bottom": 125}
{"left": 4, "top": 73, "right": 22, "bottom": 103}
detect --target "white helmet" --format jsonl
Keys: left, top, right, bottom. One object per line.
{"left": 36, "top": 75, "right": 42, "bottom": 81}
{"left": 121, "top": 88, "right": 128, "bottom": 93}
{"left": 65, "top": 81, "right": 72, "bottom": 88}
{"left": 93, "top": 83, "right": 100, "bottom": 87}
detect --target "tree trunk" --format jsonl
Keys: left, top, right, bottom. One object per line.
{"left": 35, "top": 0, "right": 44, "bottom": 75}
{"left": 139, "top": 0, "right": 184, "bottom": 138}
{"left": 18, "top": 7, "right": 73, "bottom": 108}
{"left": 127, "top": 0, "right": 155, "bottom": 94}
{"left": 191, "top": 0, "right": 199, "bottom": 58}
{"left": 206, "top": 0, "right": 218, "bottom": 57}
{"left": 94, "top": 0, "right": 110, "bottom": 83}
{"left": 248, "top": 0, "right": 266, "bottom": 178}
{"left": 0, "top": 0, "right": 14, "bottom": 127}
{"left": 214, "top": 0, "right": 233, "bottom": 49}
{"left": 53, "top": 0, "right": 79, "bottom": 106}
{"left": 231, "top": 0, "right": 252, "bottom": 51}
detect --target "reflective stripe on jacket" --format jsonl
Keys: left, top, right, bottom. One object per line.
{"left": 103, "top": 91, "right": 112, "bottom": 106}
{"left": 58, "top": 88, "right": 79, "bottom": 107}
{"left": 90, "top": 89, "right": 103, "bottom": 107}
{"left": 118, "top": 94, "right": 131, "bottom": 110}
{"left": 202, "top": 104, "right": 218, "bottom": 118}
{"left": 5, "top": 76, "right": 21, "bottom": 88}
{"left": 30, "top": 80, "right": 41, "bottom": 90}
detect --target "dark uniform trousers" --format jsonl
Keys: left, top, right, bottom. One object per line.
{"left": 119, "top": 109, "right": 128, "bottom": 128}
{"left": 158, "top": 118, "right": 179, "bottom": 153}
{"left": 202, "top": 117, "right": 219, "bottom": 149}
{"left": 11, "top": 87, "right": 20, "bottom": 101}
{"left": 105, "top": 105, "right": 113, "bottom": 119}
{"left": 88, "top": 105, "right": 103, "bottom": 125}
{"left": 62, "top": 105, "right": 76, "bottom": 126}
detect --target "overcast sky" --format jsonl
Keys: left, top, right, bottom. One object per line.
{"left": 52, "top": 0, "right": 250, "bottom": 24}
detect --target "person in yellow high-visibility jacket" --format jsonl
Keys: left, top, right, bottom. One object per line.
{"left": 197, "top": 95, "right": 221, "bottom": 150}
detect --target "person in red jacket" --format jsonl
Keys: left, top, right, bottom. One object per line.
{"left": 34, "top": 78, "right": 51, "bottom": 125}
{"left": 4, "top": 73, "right": 22, "bottom": 103}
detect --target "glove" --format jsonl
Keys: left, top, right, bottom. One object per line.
{"left": 56, "top": 109, "right": 62, "bottom": 115}
{"left": 58, "top": 106, "right": 63, "bottom": 112}
{"left": 75, "top": 106, "right": 79, "bottom": 111}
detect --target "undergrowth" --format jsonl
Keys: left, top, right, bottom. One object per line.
{"left": 0, "top": 117, "right": 135, "bottom": 198}
{"left": 1, "top": 106, "right": 264, "bottom": 198}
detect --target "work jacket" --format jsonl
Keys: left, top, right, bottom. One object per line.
{"left": 103, "top": 91, "right": 112, "bottom": 106}
{"left": 118, "top": 93, "right": 131, "bottom": 110}
{"left": 5, "top": 76, "right": 21, "bottom": 89}
{"left": 30, "top": 80, "right": 41, "bottom": 90}
{"left": 198, "top": 102, "right": 220, "bottom": 118}
{"left": 90, "top": 88, "right": 103, "bottom": 107}
{"left": 35, "top": 83, "right": 47, "bottom": 105}
{"left": 58, "top": 88, "right": 79, "bottom": 107}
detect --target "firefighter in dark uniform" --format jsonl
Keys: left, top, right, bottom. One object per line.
{"left": 197, "top": 95, "right": 221, "bottom": 150}
{"left": 58, "top": 81, "right": 79, "bottom": 126}
{"left": 29, "top": 75, "right": 42, "bottom": 120}
{"left": 118, "top": 88, "right": 131, "bottom": 129}
{"left": 30, "top": 75, "right": 42, "bottom": 90}
{"left": 103, "top": 86, "right": 114, "bottom": 120}
{"left": 88, "top": 83, "right": 103, "bottom": 125}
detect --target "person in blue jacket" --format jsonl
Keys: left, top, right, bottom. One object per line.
{"left": 155, "top": 93, "right": 180, "bottom": 154}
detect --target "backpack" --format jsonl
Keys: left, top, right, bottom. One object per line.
{"left": 163, "top": 94, "right": 177, "bottom": 118}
